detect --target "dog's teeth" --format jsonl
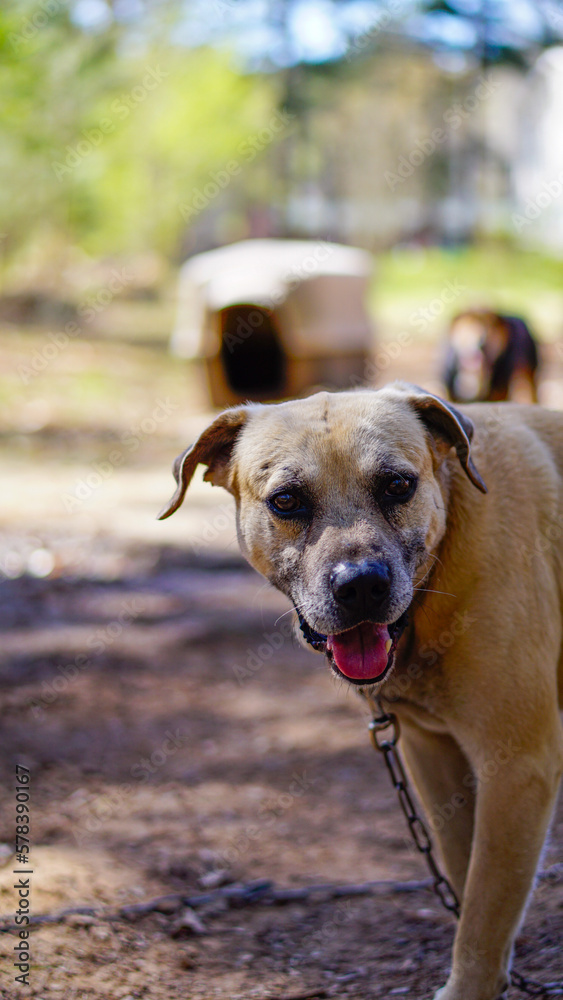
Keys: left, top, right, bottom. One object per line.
{"left": 385, "top": 639, "right": 393, "bottom": 654}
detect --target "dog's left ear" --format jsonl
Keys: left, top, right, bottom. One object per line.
{"left": 407, "top": 387, "right": 487, "bottom": 494}
{"left": 158, "top": 407, "right": 249, "bottom": 520}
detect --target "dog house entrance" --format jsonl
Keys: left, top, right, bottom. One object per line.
{"left": 219, "top": 305, "right": 287, "bottom": 397}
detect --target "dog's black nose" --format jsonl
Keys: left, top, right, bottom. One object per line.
{"left": 330, "top": 560, "right": 391, "bottom": 616}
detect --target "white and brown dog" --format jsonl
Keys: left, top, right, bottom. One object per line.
{"left": 160, "top": 383, "right": 563, "bottom": 1000}
{"left": 443, "top": 310, "right": 539, "bottom": 404}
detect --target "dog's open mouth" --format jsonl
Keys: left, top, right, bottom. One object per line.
{"left": 298, "top": 612, "right": 408, "bottom": 686}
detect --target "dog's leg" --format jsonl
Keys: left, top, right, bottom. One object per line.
{"left": 510, "top": 370, "right": 538, "bottom": 404}
{"left": 399, "top": 722, "right": 475, "bottom": 900}
{"left": 431, "top": 721, "right": 563, "bottom": 1000}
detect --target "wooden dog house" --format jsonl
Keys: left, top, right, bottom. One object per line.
{"left": 170, "top": 239, "right": 374, "bottom": 406}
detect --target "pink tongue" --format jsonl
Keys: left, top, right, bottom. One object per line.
{"left": 327, "top": 622, "right": 391, "bottom": 680}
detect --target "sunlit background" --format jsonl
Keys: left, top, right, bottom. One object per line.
{"left": 1, "top": 6, "right": 563, "bottom": 997}
{"left": 3, "top": 0, "right": 563, "bottom": 557}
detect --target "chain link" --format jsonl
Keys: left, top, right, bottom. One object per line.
{"left": 367, "top": 705, "right": 461, "bottom": 918}
{"left": 510, "top": 972, "right": 563, "bottom": 997}
{"left": 363, "top": 694, "right": 563, "bottom": 997}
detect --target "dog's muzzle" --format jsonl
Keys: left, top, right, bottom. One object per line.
{"left": 297, "top": 608, "right": 409, "bottom": 687}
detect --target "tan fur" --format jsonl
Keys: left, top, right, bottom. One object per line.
{"left": 160, "top": 383, "right": 563, "bottom": 1000}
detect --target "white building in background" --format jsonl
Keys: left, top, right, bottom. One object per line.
{"left": 278, "top": 50, "right": 563, "bottom": 252}
{"left": 512, "top": 46, "right": 563, "bottom": 253}
{"left": 184, "top": 46, "right": 563, "bottom": 256}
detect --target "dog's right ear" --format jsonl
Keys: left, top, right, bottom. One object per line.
{"left": 406, "top": 386, "right": 487, "bottom": 494}
{"left": 158, "top": 407, "right": 248, "bottom": 520}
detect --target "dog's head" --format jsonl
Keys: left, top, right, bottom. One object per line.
{"left": 447, "top": 310, "right": 510, "bottom": 401}
{"left": 159, "top": 383, "right": 486, "bottom": 688}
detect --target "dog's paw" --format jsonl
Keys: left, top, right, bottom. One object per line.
{"left": 432, "top": 988, "right": 467, "bottom": 1000}
{"left": 431, "top": 983, "right": 508, "bottom": 1000}
{"left": 432, "top": 984, "right": 475, "bottom": 1000}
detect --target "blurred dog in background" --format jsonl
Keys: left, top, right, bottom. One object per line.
{"left": 443, "top": 309, "right": 539, "bottom": 403}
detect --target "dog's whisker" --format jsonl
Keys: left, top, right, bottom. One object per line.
{"left": 273, "top": 606, "right": 299, "bottom": 626}
{"left": 414, "top": 551, "right": 442, "bottom": 586}
{"left": 416, "top": 604, "right": 434, "bottom": 627}
{"left": 413, "top": 587, "right": 457, "bottom": 598}
{"left": 413, "top": 566, "right": 437, "bottom": 590}
{"left": 413, "top": 569, "right": 433, "bottom": 589}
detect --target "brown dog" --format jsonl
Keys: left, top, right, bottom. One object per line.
{"left": 159, "top": 383, "right": 563, "bottom": 1000}
{"left": 443, "top": 310, "right": 539, "bottom": 404}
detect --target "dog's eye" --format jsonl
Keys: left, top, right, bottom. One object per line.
{"left": 384, "top": 475, "right": 416, "bottom": 501}
{"left": 268, "top": 492, "right": 307, "bottom": 516}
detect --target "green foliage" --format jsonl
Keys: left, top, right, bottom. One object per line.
{"left": 85, "top": 50, "right": 276, "bottom": 257}
{"left": 0, "top": 2, "right": 278, "bottom": 265}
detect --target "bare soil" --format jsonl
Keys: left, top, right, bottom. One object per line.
{"left": 0, "top": 540, "right": 561, "bottom": 1000}
{"left": 0, "top": 321, "right": 562, "bottom": 999}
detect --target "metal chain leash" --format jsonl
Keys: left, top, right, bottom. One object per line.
{"left": 367, "top": 701, "right": 461, "bottom": 917}
{"left": 363, "top": 695, "right": 563, "bottom": 997}
{"left": 509, "top": 972, "right": 563, "bottom": 998}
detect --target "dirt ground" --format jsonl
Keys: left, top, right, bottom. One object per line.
{"left": 0, "top": 321, "right": 562, "bottom": 999}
